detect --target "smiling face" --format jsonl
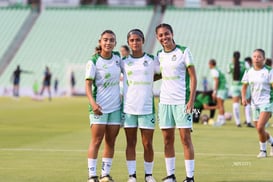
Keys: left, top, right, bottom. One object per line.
{"left": 252, "top": 50, "right": 265, "bottom": 69}
{"left": 156, "top": 26, "right": 175, "bottom": 52}
{"left": 99, "top": 32, "right": 116, "bottom": 55}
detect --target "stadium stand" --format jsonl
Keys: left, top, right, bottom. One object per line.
{"left": 154, "top": 7, "right": 273, "bottom": 89}
{"left": 0, "top": 7, "right": 30, "bottom": 66}
{"left": 0, "top": 6, "right": 153, "bottom": 95}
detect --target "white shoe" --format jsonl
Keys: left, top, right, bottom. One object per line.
{"left": 127, "top": 177, "right": 137, "bottom": 182}
{"left": 257, "top": 151, "right": 267, "bottom": 158}
{"left": 99, "top": 175, "right": 114, "bottom": 182}
{"left": 145, "top": 175, "right": 156, "bottom": 182}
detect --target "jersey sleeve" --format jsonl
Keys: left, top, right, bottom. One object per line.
{"left": 154, "top": 56, "right": 161, "bottom": 74}
{"left": 241, "top": 70, "right": 248, "bottom": 84}
{"left": 269, "top": 69, "right": 273, "bottom": 84}
{"left": 210, "top": 69, "right": 219, "bottom": 78}
{"left": 85, "top": 60, "right": 96, "bottom": 80}
{"left": 184, "top": 48, "right": 194, "bottom": 67}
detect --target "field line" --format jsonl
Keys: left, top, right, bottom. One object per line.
{"left": 0, "top": 148, "right": 254, "bottom": 157}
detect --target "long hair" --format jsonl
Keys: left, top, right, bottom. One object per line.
{"left": 233, "top": 51, "right": 240, "bottom": 81}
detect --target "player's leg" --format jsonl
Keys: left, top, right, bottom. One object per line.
{"left": 139, "top": 114, "right": 156, "bottom": 182}
{"left": 256, "top": 111, "right": 271, "bottom": 158}
{"left": 216, "top": 97, "right": 225, "bottom": 125}
{"left": 179, "top": 128, "right": 195, "bottom": 182}
{"left": 124, "top": 114, "right": 138, "bottom": 182}
{"left": 88, "top": 123, "right": 106, "bottom": 181}
{"left": 232, "top": 96, "right": 241, "bottom": 127}
{"left": 158, "top": 104, "right": 176, "bottom": 182}
{"left": 100, "top": 110, "right": 121, "bottom": 181}
{"left": 175, "top": 104, "right": 194, "bottom": 182}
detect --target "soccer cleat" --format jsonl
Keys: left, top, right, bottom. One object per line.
{"left": 257, "top": 150, "right": 267, "bottom": 158}
{"left": 162, "top": 174, "right": 176, "bottom": 182}
{"left": 183, "top": 176, "right": 194, "bottom": 182}
{"left": 145, "top": 175, "right": 156, "bottom": 182}
{"left": 127, "top": 176, "right": 137, "bottom": 182}
{"left": 237, "top": 124, "right": 242, "bottom": 128}
{"left": 88, "top": 176, "right": 99, "bottom": 182}
{"left": 246, "top": 123, "right": 254, "bottom": 128}
{"left": 99, "top": 175, "right": 114, "bottom": 182}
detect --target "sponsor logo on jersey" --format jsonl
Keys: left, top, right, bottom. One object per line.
{"left": 143, "top": 60, "right": 148, "bottom": 67}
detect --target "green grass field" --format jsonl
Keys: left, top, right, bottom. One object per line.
{"left": 0, "top": 97, "right": 273, "bottom": 182}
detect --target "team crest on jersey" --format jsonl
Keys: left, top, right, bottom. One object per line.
{"left": 128, "top": 62, "right": 133, "bottom": 66}
{"left": 116, "top": 60, "right": 119, "bottom": 66}
{"left": 172, "top": 55, "right": 177, "bottom": 61}
{"left": 143, "top": 60, "right": 148, "bottom": 67}
{"left": 103, "top": 64, "right": 108, "bottom": 69}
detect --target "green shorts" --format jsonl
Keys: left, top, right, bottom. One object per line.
{"left": 89, "top": 109, "right": 121, "bottom": 126}
{"left": 123, "top": 113, "right": 155, "bottom": 129}
{"left": 217, "top": 89, "right": 228, "bottom": 100}
{"left": 230, "top": 85, "right": 242, "bottom": 97}
{"left": 251, "top": 103, "right": 273, "bottom": 121}
{"left": 158, "top": 103, "right": 193, "bottom": 129}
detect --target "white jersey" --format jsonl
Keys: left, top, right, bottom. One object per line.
{"left": 121, "top": 53, "right": 160, "bottom": 115}
{"left": 157, "top": 45, "right": 194, "bottom": 105}
{"left": 241, "top": 65, "right": 273, "bottom": 107}
{"left": 85, "top": 52, "right": 121, "bottom": 113}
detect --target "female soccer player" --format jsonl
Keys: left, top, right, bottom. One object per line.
{"left": 40, "top": 66, "right": 52, "bottom": 100}
{"left": 208, "top": 59, "right": 227, "bottom": 126}
{"left": 155, "top": 23, "right": 197, "bottom": 182}
{"left": 227, "top": 51, "right": 253, "bottom": 127}
{"left": 242, "top": 49, "right": 273, "bottom": 158}
{"left": 85, "top": 30, "right": 121, "bottom": 182}
{"left": 121, "top": 29, "right": 160, "bottom": 182}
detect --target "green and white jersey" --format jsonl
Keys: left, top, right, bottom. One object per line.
{"left": 85, "top": 52, "right": 121, "bottom": 114}
{"left": 227, "top": 61, "right": 246, "bottom": 85}
{"left": 121, "top": 53, "right": 160, "bottom": 115}
{"left": 210, "top": 67, "right": 227, "bottom": 90}
{"left": 241, "top": 65, "right": 273, "bottom": 107}
{"left": 157, "top": 45, "right": 194, "bottom": 105}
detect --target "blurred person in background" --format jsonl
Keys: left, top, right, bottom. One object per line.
{"left": 70, "top": 71, "right": 76, "bottom": 95}
{"left": 11, "top": 65, "right": 32, "bottom": 97}
{"left": 208, "top": 59, "right": 227, "bottom": 126}
{"left": 40, "top": 66, "right": 52, "bottom": 100}
{"left": 242, "top": 49, "right": 273, "bottom": 158}
{"left": 85, "top": 30, "right": 121, "bottom": 182}
{"left": 120, "top": 45, "right": 130, "bottom": 58}
{"left": 227, "top": 51, "right": 253, "bottom": 128}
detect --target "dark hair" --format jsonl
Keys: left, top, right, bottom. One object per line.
{"left": 127, "top": 29, "right": 145, "bottom": 42}
{"left": 209, "top": 59, "right": 216, "bottom": 66}
{"left": 155, "top": 23, "right": 173, "bottom": 34}
{"left": 266, "top": 58, "right": 272, "bottom": 67}
{"left": 101, "top": 29, "right": 116, "bottom": 38}
{"left": 233, "top": 51, "right": 241, "bottom": 81}
{"left": 121, "top": 45, "right": 130, "bottom": 52}
{"left": 244, "top": 57, "right": 252, "bottom": 66}
{"left": 254, "top": 48, "right": 265, "bottom": 58}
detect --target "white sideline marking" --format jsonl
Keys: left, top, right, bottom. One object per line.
{"left": 0, "top": 148, "right": 254, "bottom": 157}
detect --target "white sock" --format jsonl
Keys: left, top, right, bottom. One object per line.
{"left": 233, "top": 103, "right": 240, "bottom": 125}
{"left": 101, "top": 158, "right": 112, "bottom": 177}
{"left": 217, "top": 115, "right": 225, "bottom": 123}
{"left": 267, "top": 136, "right": 273, "bottom": 145}
{"left": 126, "top": 160, "right": 136, "bottom": 176}
{"left": 88, "top": 158, "right": 97, "bottom": 177}
{"left": 165, "top": 157, "right": 175, "bottom": 176}
{"left": 185, "top": 160, "right": 195, "bottom": 178}
{"left": 259, "top": 142, "right": 267, "bottom": 151}
{"left": 245, "top": 104, "right": 252, "bottom": 124}
{"left": 144, "top": 161, "right": 154, "bottom": 175}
